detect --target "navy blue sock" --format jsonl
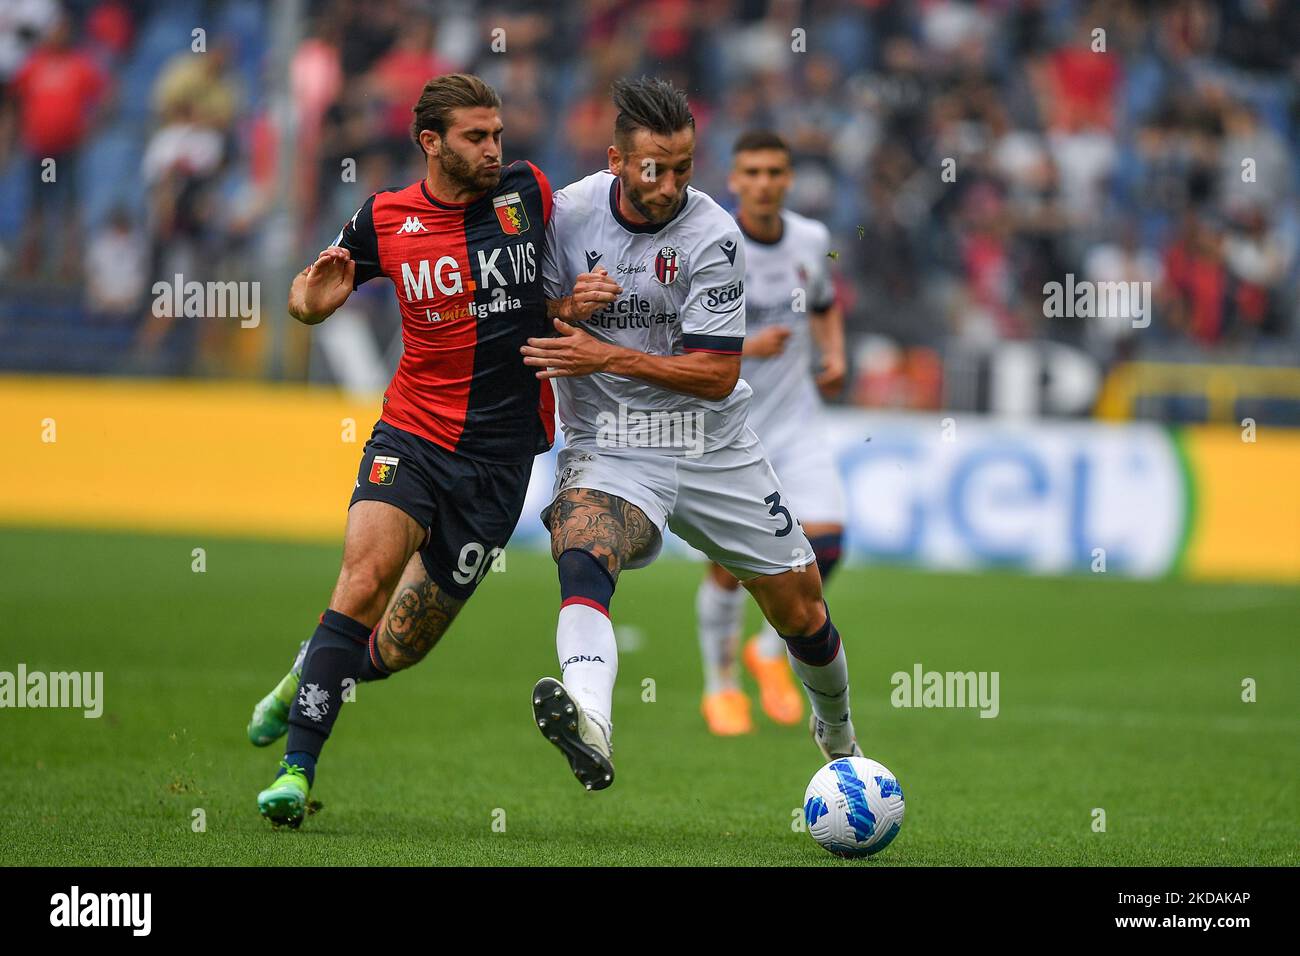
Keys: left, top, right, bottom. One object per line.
{"left": 779, "top": 603, "right": 841, "bottom": 666}
{"left": 558, "top": 548, "right": 615, "bottom": 612}
{"left": 279, "top": 750, "right": 318, "bottom": 786}
{"left": 284, "top": 609, "right": 389, "bottom": 769}
{"left": 361, "top": 625, "right": 392, "bottom": 682}
{"left": 809, "top": 532, "right": 844, "bottom": 583}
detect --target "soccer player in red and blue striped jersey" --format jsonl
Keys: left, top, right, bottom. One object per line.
{"left": 247, "top": 74, "right": 559, "bottom": 827}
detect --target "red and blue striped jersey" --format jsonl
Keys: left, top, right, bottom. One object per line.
{"left": 333, "top": 160, "right": 555, "bottom": 463}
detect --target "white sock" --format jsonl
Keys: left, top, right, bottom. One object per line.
{"left": 557, "top": 603, "right": 617, "bottom": 733}
{"left": 787, "top": 641, "right": 850, "bottom": 726}
{"left": 696, "top": 576, "right": 745, "bottom": 693}
{"left": 754, "top": 619, "right": 784, "bottom": 659}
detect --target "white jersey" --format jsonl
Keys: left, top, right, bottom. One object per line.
{"left": 542, "top": 170, "right": 751, "bottom": 456}
{"left": 739, "top": 210, "right": 836, "bottom": 433}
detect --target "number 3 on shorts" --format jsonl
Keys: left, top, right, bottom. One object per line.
{"left": 763, "top": 491, "right": 793, "bottom": 537}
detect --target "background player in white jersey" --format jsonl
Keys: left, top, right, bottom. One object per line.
{"left": 697, "top": 130, "right": 849, "bottom": 736}
{"left": 521, "top": 77, "right": 861, "bottom": 791}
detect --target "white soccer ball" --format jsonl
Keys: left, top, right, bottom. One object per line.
{"left": 803, "top": 756, "right": 905, "bottom": 858}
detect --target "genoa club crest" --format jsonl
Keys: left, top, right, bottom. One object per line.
{"left": 493, "top": 192, "right": 530, "bottom": 235}
{"left": 368, "top": 455, "right": 399, "bottom": 486}
{"left": 654, "top": 246, "right": 680, "bottom": 285}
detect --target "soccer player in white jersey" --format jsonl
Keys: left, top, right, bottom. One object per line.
{"left": 697, "top": 130, "right": 848, "bottom": 736}
{"left": 520, "top": 77, "right": 861, "bottom": 790}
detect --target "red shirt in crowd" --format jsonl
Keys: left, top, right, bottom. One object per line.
{"left": 12, "top": 46, "right": 108, "bottom": 156}
{"left": 371, "top": 46, "right": 454, "bottom": 141}
{"left": 1164, "top": 242, "right": 1226, "bottom": 344}
{"left": 1049, "top": 47, "right": 1120, "bottom": 131}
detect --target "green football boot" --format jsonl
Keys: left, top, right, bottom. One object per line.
{"left": 257, "top": 759, "right": 311, "bottom": 828}
{"left": 247, "top": 640, "right": 308, "bottom": 746}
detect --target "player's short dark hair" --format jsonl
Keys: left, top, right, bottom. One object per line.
{"left": 732, "top": 129, "right": 790, "bottom": 156}
{"left": 611, "top": 76, "right": 695, "bottom": 150}
{"left": 410, "top": 73, "right": 501, "bottom": 149}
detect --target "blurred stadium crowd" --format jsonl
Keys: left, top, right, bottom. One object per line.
{"left": 0, "top": 0, "right": 1297, "bottom": 419}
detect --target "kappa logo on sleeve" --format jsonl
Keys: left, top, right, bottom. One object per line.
{"left": 368, "top": 455, "right": 400, "bottom": 485}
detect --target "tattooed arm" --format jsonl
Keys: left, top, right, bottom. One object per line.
{"left": 547, "top": 488, "right": 657, "bottom": 581}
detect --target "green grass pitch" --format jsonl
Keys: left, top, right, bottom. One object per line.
{"left": 0, "top": 525, "right": 1295, "bottom": 866}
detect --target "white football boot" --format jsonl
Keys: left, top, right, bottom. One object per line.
{"left": 532, "top": 677, "right": 615, "bottom": 791}
{"left": 811, "top": 713, "right": 864, "bottom": 761}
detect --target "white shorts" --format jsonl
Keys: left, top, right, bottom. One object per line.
{"left": 543, "top": 426, "right": 815, "bottom": 580}
{"left": 750, "top": 414, "right": 846, "bottom": 528}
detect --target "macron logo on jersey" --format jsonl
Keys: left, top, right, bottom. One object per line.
{"left": 719, "top": 239, "right": 737, "bottom": 265}
{"left": 585, "top": 250, "right": 603, "bottom": 271}
{"left": 395, "top": 216, "right": 428, "bottom": 235}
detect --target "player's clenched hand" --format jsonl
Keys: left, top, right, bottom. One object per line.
{"left": 299, "top": 246, "right": 355, "bottom": 320}
{"left": 816, "top": 351, "right": 846, "bottom": 397}
{"left": 521, "top": 318, "right": 613, "bottom": 379}
{"left": 816, "top": 351, "right": 847, "bottom": 395}
{"left": 555, "top": 267, "right": 622, "bottom": 322}
{"left": 746, "top": 325, "right": 792, "bottom": 358}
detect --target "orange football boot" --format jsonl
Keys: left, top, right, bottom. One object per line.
{"left": 743, "top": 636, "right": 804, "bottom": 725}
{"left": 701, "top": 688, "right": 754, "bottom": 736}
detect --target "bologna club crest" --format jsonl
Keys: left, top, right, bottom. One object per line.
{"left": 654, "top": 246, "right": 680, "bottom": 285}
{"left": 368, "top": 455, "right": 400, "bottom": 485}
{"left": 493, "top": 192, "right": 530, "bottom": 235}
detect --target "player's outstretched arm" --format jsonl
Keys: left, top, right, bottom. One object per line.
{"left": 810, "top": 303, "right": 846, "bottom": 396}
{"left": 521, "top": 318, "right": 739, "bottom": 401}
{"left": 605, "top": 346, "right": 740, "bottom": 402}
{"left": 288, "top": 246, "right": 356, "bottom": 325}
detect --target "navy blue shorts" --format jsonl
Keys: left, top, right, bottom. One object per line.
{"left": 349, "top": 420, "right": 532, "bottom": 600}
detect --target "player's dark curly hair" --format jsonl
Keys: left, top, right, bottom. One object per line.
{"left": 733, "top": 129, "right": 790, "bottom": 155}
{"left": 410, "top": 73, "right": 501, "bottom": 150}
{"left": 612, "top": 76, "right": 695, "bottom": 149}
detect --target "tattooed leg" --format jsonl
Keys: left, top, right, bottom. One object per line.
{"left": 373, "top": 553, "right": 466, "bottom": 672}
{"left": 546, "top": 487, "right": 658, "bottom": 580}
{"left": 534, "top": 487, "right": 658, "bottom": 790}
